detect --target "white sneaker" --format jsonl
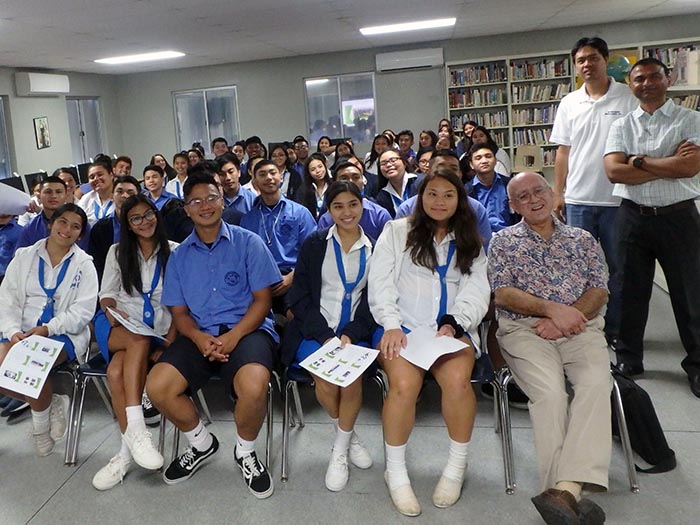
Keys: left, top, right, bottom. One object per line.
{"left": 32, "top": 430, "right": 55, "bottom": 457}
{"left": 123, "top": 428, "right": 163, "bottom": 470}
{"left": 384, "top": 471, "right": 421, "bottom": 516}
{"left": 349, "top": 432, "right": 373, "bottom": 469}
{"left": 49, "top": 394, "right": 70, "bottom": 440}
{"left": 432, "top": 475, "right": 463, "bottom": 508}
{"left": 325, "top": 450, "right": 349, "bottom": 491}
{"left": 93, "top": 454, "right": 131, "bottom": 490}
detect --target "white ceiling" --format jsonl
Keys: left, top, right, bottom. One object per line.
{"left": 1, "top": 0, "right": 698, "bottom": 74}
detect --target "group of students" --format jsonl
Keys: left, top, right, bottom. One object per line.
{"left": 0, "top": 124, "right": 550, "bottom": 519}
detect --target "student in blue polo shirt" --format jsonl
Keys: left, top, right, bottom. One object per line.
{"left": 146, "top": 173, "right": 281, "bottom": 498}
{"left": 217, "top": 153, "right": 256, "bottom": 214}
{"left": 0, "top": 213, "right": 22, "bottom": 285}
{"left": 240, "top": 159, "right": 316, "bottom": 316}
{"left": 317, "top": 161, "right": 390, "bottom": 242}
{"left": 396, "top": 130, "right": 417, "bottom": 172}
{"left": 467, "top": 142, "right": 517, "bottom": 232}
{"left": 143, "top": 165, "right": 177, "bottom": 211}
{"left": 18, "top": 176, "right": 91, "bottom": 252}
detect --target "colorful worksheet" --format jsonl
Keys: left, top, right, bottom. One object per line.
{"left": 299, "top": 337, "right": 379, "bottom": 387}
{"left": 0, "top": 335, "right": 64, "bottom": 399}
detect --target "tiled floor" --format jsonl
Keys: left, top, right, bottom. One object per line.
{"left": 1, "top": 286, "right": 698, "bottom": 524}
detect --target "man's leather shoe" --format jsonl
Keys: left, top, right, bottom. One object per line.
{"left": 689, "top": 375, "right": 700, "bottom": 399}
{"left": 531, "top": 488, "right": 579, "bottom": 525}
{"left": 616, "top": 362, "right": 644, "bottom": 377}
{"left": 578, "top": 498, "right": 606, "bottom": 524}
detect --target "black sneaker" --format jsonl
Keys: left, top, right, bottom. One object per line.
{"left": 162, "top": 434, "right": 219, "bottom": 485}
{"left": 234, "top": 447, "right": 273, "bottom": 499}
{"left": 142, "top": 392, "right": 161, "bottom": 427}
{"left": 1, "top": 399, "right": 29, "bottom": 418}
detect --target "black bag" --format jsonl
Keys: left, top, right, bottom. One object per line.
{"left": 611, "top": 364, "right": 677, "bottom": 473}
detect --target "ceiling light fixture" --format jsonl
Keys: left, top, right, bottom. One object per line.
{"left": 95, "top": 50, "right": 185, "bottom": 65}
{"left": 360, "top": 17, "right": 456, "bottom": 36}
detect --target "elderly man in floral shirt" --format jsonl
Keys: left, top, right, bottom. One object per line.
{"left": 488, "top": 172, "right": 612, "bottom": 525}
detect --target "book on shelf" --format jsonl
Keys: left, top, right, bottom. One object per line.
{"left": 511, "top": 105, "right": 558, "bottom": 125}
{"left": 513, "top": 128, "right": 552, "bottom": 146}
{"left": 450, "top": 110, "right": 508, "bottom": 129}
{"left": 511, "top": 83, "right": 571, "bottom": 103}
{"left": 448, "top": 87, "right": 507, "bottom": 108}
{"left": 644, "top": 44, "right": 699, "bottom": 71}
{"left": 450, "top": 63, "right": 507, "bottom": 86}
{"left": 671, "top": 94, "right": 700, "bottom": 110}
{"left": 510, "top": 58, "right": 570, "bottom": 80}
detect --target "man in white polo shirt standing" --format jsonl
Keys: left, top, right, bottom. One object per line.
{"left": 550, "top": 37, "right": 637, "bottom": 346}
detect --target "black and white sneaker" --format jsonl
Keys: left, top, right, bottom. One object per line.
{"left": 234, "top": 447, "right": 273, "bottom": 499}
{"left": 162, "top": 434, "right": 219, "bottom": 485}
{"left": 142, "top": 392, "right": 161, "bottom": 427}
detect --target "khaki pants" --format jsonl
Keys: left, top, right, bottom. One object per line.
{"left": 497, "top": 315, "right": 612, "bottom": 491}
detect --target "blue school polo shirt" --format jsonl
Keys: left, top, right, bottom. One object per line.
{"left": 148, "top": 190, "right": 178, "bottom": 211}
{"left": 0, "top": 218, "right": 22, "bottom": 276}
{"left": 17, "top": 212, "right": 91, "bottom": 251}
{"left": 470, "top": 173, "right": 512, "bottom": 233}
{"left": 240, "top": 196, "right": 316, "bottom": 272}
{"left": 317, "top": 197, "right": 390, "bottom": 243}
{"left": 162, "top": 221, "right": 282, "bottom": 342}
{"left": 224, "top": 187, "right": 256, "bottom": 215}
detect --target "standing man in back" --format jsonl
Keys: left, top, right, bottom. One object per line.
{"left": 550, "top": 37, "right": 637, "bottom": 346}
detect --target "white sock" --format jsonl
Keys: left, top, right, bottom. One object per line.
{"left": 330, "top": 417, "right": 339, "bottom": 429}
{"left": 442, "top": 439, "right": 469, "bottom": 482}
{"left": 235, "top": 435, "right": 256, "bottom": 459}
{"left": 125, "top": 405, "right": 146, "bottom": 433}
{"left": 333, "top": 426, "right": 353, "bottom": 455}
{"left": 184, "top": 420, "right": 213, "bottom": 451}
{"left": 555, "top": 481, "right": 582, "bottom": 501}
{"left": 385, "top": 442, "right": 410, "bottom": 490}
{"left": 120, "top": 435, "right": 132, "bottom": 461}
{"left": 31, "top": 406, "right": 51, "bottom": 433}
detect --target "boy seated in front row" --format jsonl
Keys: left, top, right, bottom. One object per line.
{"left": 146, "top": 173, "right": 282, "bottom": 498}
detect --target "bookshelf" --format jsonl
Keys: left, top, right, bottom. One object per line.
{"left": 642, "top": 39, "right": 700, "bottom": 110}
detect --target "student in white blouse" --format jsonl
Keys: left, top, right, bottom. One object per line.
{"left": 282, "top": 181, "right": 376, "bottom": 492}
{"left": 0, "top": 204, "right": 98, "bottom": 457}
{"left": 92, "top": 194, "right": 178, "bottom": 490}
{"left": 78, "top": 157, "right": 115, "bottom": 225}
{"left": 368, "top": 167, "right": 490, "bottom": 516}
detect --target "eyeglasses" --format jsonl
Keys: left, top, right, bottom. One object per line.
{"left": 379, "top": 157, "right": 401, "bottom": 167}
{"left": 185, "top": 194, "right": 221, "bottom": 207}
{"left": 128, "top": 209, "right": 157, "bottom": 226}
{"left": 294, "top": 144, "right": 309, "bottom": 150}
{"left": 513, "top": 186, "right": 549, "bottom": 204}
{"left": 418, "top": 158, "right": 431, "bottom": 166}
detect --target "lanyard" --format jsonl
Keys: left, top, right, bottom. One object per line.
{"left": 37, "top": 255, "right": 73, "bottom": 325}
{"left": 435, "top": 240, "right": 456, "bottom": 324}
{"left": 260, "top": 202, "right": 283, "bottom": 246}
{"left": 332, "top": 238, "right": 367, "bottom": 331}
{"left": 175, "top": 181, "right": 182, "bottom": 200}
{"left": 140, "top": 259, "right": 161, "bottom": 328}
{"left": 94, "top": 200, "right": 113, "bottom": 220}
{"left": 112, "top": 214, "right": 121, "bottom": 243}
{"left": 389, "top": 184, "right": 409, "bottom": 209}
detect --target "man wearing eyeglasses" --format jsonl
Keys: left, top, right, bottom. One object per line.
{"left": 292, "top": 136, "right": 310, "bottom": 175}
{"left": 488, "top": 172, "right": 612, "bottom": 524}
{"left": 146, "top": 172, "right": 281, "bottom": 498}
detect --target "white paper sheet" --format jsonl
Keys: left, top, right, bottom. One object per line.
{"left": 0, "top": 184, "right": 31, "bottom": 215}
{"left": 399, "top": 325, "right": 467, "bottom": 371}
{"left": 299, "top": 337, "right": 379, "bottom": 387}
{"left": 0, "top": 335, "right": 64, "bottom": 399}
{"left": 107, "top": 307, "right": 167, "bottom": 342}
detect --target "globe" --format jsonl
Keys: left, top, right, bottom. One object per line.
{"left": 608, "top": 54, "right": 632, "bottom": 83}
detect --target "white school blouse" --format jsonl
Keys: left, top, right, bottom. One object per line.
{"left": 100, "top": 241, "right": 178, "bottom": 337}
{"left": 78, "top": 190, "right": 114, "bottom": 225}
{"left": 319, "top": 225, "right": 373, "bottom": 332}
{"left": 368, "top": 218, "right": 490, "bottom": 348}
{"left": 0, "top": 240, "right": 98, "bottom": 359}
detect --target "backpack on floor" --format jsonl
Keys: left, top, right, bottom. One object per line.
{"left": 611, "top": 365, "right": 676, "bottom": 473}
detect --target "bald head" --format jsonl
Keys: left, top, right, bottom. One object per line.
{"left": 507, "top": 172, "right": 550, "bottom": 200}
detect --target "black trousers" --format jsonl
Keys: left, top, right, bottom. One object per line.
{"left": 616, "top": 199, "right": 700, "bottom": 377}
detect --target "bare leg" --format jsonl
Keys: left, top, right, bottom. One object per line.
{"left": 380, "top": 356, "right": 425, "bottom": 445}
{"left": 232, "top": 363, "right": 270, "bottom": 441}
{"left": 146, "top": 362, "right": 198, "bottom": 432}
{"left": 431, "top": 345, "right": 477, "bottom": 442}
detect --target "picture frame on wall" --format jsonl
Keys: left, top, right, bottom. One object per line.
{"left": 33, "top": 116, "right": 51, "bottom": 149}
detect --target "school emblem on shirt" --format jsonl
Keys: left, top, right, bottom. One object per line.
{"left": 224, "top": 271, "right": 240, "bottom": 286}
{"left": 279, "top": 220, "right": 293, "bottom": 236}
{"left": 70, "top": 270, "right": 82, "bottom": 289}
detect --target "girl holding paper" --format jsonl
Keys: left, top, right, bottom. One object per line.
{"left": 0, "top": 203, "right": 98, "bottom": 457}
{"left": 368, "top": 166, "right": 490, "bottom": 516}
{"left": 282, "top": 180, "right": 377, "bottom": 492}
{"left": 92, "top": 194, "right": 177, "bottom": 490}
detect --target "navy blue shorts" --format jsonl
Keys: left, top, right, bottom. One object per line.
{"left": 156, "top": 330, "right": 276, "bottom": 399}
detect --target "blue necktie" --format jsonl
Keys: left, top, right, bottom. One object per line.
{"left": 435, "top": 240, "right": 456, "bottom": 324}
{"left": 332, "top": 238, "right": 367, "bottom": 332}
{"left": 140, "top": 260, "right": 162, "bottom": 328}
{"left": 94, "top": 200, "right": 113, "bottom": 220}
{"left": 37, "top": 255, "right": 73, "bottom": 325}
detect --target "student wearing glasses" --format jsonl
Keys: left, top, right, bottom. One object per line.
{"left": 92, "top": 194, "right": 177, "bottom": 490}
{"left": 146, "top": 173, "right": 281, "bottom": 498}
{"left": 375, "top": 149, "right": 419, "bottom": 218}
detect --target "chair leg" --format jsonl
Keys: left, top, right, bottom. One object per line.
{"left": 612, "top": 377, "right": 640, "bottom": 493}
{"left": 64, "top": 373, "right": 88, "bottom": 466}
{"left": 93, "top": 377, "right": 115, "bottom": 418}
{"left": 266, "top": 382, "right": 273, "bottom": 468}
{"left": 496, "top": 367, "right": 516, "bottom": 494}
{"left": 291, "top": 381, "right": 305, "bottom": 428}
{"left": 158, "top": 413, "right": 168, "bottom": 460}
{"left": 171, "top": 427, "right": 181, "bottom": 463}
{"left": 373, "top": 368, "right": 389, "bottom": 400}
{"left": 282, "top": 380, "right": 292, "bottom": 482}
{"left": 196, "top": 389, "right": 213, "bottom": 425}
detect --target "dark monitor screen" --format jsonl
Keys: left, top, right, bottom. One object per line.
{"left": 76, "top": 163, "right": 91, "bottom": 184}
{"left": 22, "top": 172, "right": 47, "bottom": 194}
{"left": 0, "top": 176, "right": 26, "bottom": 193}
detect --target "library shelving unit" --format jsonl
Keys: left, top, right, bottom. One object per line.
{"left": 642, "top": 39, "right": 700, "bottom": 110}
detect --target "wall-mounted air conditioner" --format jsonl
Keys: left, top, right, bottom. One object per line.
{"left": 15, "top": 72, "right": 70, "bottom": 97}
{"left": 375, "top": 48, "right": 444, "bottom": 72}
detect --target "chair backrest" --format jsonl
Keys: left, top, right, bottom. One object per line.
{"left": 513, "top": 144, "right": 544, "bottom": 173}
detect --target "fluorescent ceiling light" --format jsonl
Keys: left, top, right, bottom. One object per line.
{"left": 360, "top": 17, "right": 456, "bottom": 36}
{"left": 306, "top": 78, "right": 330, "bottom": 86}
{"left": 95, "top": 50, "right": 185, "bottom": 65}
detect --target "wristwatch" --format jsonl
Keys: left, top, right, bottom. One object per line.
{"left": 632, "top": 155, "right": 645, "bottom": 169}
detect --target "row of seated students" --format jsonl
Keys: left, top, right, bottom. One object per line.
{"left": 0, "top": 136, "right": 608, "bottom": 524}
